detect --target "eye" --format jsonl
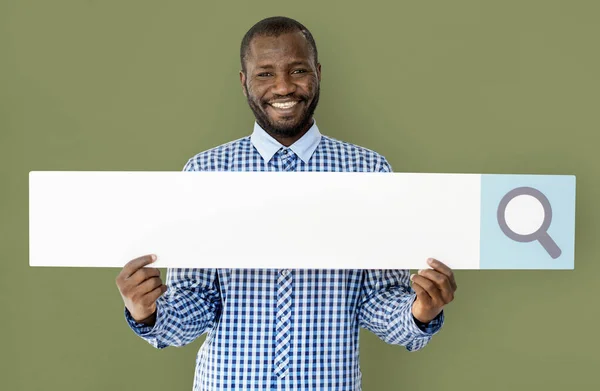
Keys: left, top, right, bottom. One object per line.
{"left": 257, "top": 72, "right": 272, "bottom": 77}
{"left": 293, "top": 69, "right": 307, "bottom": 74}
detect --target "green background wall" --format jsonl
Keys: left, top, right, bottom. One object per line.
{"left": 1, "top": 0, "right": 598, "bottom": 390}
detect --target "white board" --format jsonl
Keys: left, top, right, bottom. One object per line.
{"left": 29, "top": 171, "right": 576, "bottom": 270}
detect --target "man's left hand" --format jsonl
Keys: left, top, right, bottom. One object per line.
{"left": 410, "top": 258, "right": 457, "bottom": 324}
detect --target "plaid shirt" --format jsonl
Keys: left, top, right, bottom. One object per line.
{"left": 125, "top": 120, "right": 444, "bottom": 391}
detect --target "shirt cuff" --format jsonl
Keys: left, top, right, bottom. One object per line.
{"left": 405, "top": 294, "right": 445, "bottom": 337}
{"left": 412, "top": 311, "right": 444, "bottom": 335}
{"left": 124, "top": 305, "right": 164, "bottom": 337}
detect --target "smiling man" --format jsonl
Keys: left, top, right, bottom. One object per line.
{"left": 116, "top": 16, "right": 457, "bottom": 391}
{"left": 240, "top": 26, "right": 321, "bottom": 145}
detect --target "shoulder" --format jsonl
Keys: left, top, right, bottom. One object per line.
{"left": 182, "top": 136, "right": 252, "bottom": 171}
{"left": 319, "top": 135, "right": 393, "bottom": 172}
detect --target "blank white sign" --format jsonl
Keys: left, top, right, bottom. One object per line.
{"left": 29, "top": 171, "right": 482, "bottom": 270}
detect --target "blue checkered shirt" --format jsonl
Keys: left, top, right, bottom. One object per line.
{"left": 125, "top": 120, "right": 444, "bottom": 391}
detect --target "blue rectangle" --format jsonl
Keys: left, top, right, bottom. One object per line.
{"left": 480, "top": 174, "right": 576, "bottom": 269}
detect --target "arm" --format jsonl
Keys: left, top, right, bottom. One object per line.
{"left": 357, "top": 269, "right": 444, "bottom": 352}
{"left": 125, "top": 268, "right": 222, "bottom": 349}
{"left": 124, "top": 158, "right": 222, "bottom": 348}
{"left": 357, "top": 155, "right": 451, "bottom": 350}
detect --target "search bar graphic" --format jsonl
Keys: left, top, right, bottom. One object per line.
{"left": 29, "top": 172, "right": 576, "bottom": 270}
{"left": 497, "top": 187, "right": 561, "bottom": 259}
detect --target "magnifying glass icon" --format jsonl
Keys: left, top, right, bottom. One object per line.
{"left": 497, "top": 186, "right": 562, "bottom": 259}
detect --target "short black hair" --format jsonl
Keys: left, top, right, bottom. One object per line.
{"left": 240, "top": 16, "right": 318, "bottom": 74}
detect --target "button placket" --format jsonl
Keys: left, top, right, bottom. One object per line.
{"left": 273, "top": 269, "right": 293, "bottom": 378}
{"left": 280, "top": 149, "right": 297, "bottom": 172}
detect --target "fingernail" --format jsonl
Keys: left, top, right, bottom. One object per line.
{"left": 151, "top": 254, "right": 157, "bottom": 262}
{"left": 427, "top": 258, "right": 434, "bottom": 265}
{"left": 418, "top": 269, "right": 424, "bottom": 275}
{"left": 410, "top": 274, "right": 415, "bottom": 281}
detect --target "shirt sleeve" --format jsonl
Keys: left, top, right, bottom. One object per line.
{"left": 125, "top": 268, "right": 222, "bottom": 349}
{"left": 377, "top": 156, "right": 393, "bottom": 173}
{"left": 357, "top": 269, "right": 444, "bottom": 352}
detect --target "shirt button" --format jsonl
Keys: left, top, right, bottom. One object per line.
{"left": 281, "top": 270, "right": 290, "bottom": 276}
{"left": 282, "top": 149, "right": 288, "bottom": 155}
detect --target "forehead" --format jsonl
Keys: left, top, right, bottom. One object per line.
{"left": 247, "top": 31, "right": 313, "bottom": 66}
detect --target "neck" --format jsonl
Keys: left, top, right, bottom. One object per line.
{"left": 265, "top": 118, "right": 314, "bottom": 147}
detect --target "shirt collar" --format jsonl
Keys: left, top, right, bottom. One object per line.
{"left": 250, "top": 119, "right": 322, "bottom": 164}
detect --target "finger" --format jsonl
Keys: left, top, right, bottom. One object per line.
{"left": 121, "top": 254, "right": 156, "bottom": 279}
{"left": 129, "top": 267, "right": 161, "bottom": 286}
{"left": 121, "top": 254, "right": 157, "bottom": 279}
{"left": 427, "top": 258, "right": 457, "bottom": 291}
{"left": 142, "top": 284, "right": 168, "bottom": 305}
{"left": 411, "top": 279, "right": 432, "bottom": 305}
{"left": 137, "top": 276, "right": 163, "bottom": 296}
{"left": 426, "top": 258, "right": 453, "bottom": 278}
{"left": 411, "top": 274, "right": 444, "bottom": 306}
{"left": 418, "top": 269, "right": 454, "bottom": 302}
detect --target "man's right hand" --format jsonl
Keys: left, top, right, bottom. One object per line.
{"left": 116, "top": 254, "right": 168, "bottom": 326}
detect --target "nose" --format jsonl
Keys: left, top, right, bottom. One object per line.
{"left": 271, "top": 73, "right": 296, "bottom": 96}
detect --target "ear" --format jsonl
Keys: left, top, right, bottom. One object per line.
{"left": 316, "top": 63, "right": 321, "bottom": 82}
{"left": 239, "top": 71, "right": 247, "bottom": 97}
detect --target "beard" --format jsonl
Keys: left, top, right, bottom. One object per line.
{"left": 244, "top": 83, "right": 320, "bottom": 138}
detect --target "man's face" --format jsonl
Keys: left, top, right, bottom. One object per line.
{"left": 240, "top": 31, "right": 321, "bottom": 138}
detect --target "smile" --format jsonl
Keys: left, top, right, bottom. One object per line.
{"left": 269, "top": 101, "right": 300, "bottom": 111}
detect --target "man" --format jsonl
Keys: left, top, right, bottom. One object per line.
{"left": 116, "top": 16, "right": 457, "bottom": 391}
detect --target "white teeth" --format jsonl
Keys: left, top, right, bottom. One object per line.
{"left": 271, "top": 101, "right": 298, "bottom": 109}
